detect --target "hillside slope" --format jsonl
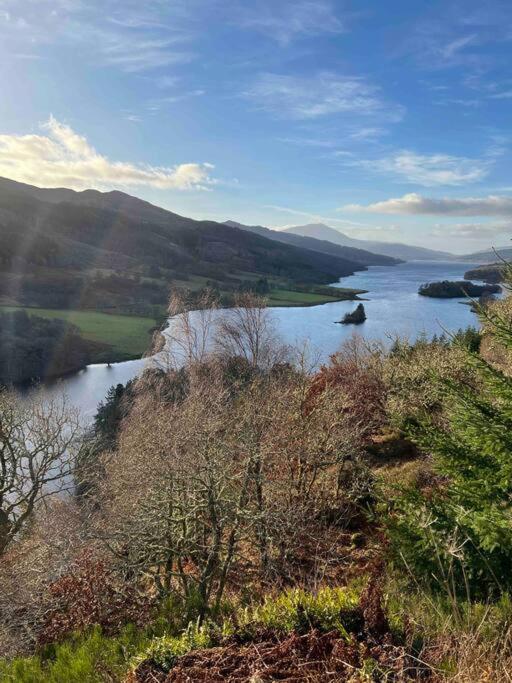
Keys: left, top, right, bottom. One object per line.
{"left": 283, "top": 223, "right": 454, "bottom": 261}
{"left": 0, "top": 178, "right": 369, "bottom": 312}
{"left": 464, "top": 263, "right": 505, "bottom": 283}
{"left": 224, "top": 220, "right": 400, "bottom": 266}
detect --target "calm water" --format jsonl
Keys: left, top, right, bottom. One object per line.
{"left": 33, "top": 261, "right": 483, "bottom": 422}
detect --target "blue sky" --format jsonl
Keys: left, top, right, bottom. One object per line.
{"left": 1, "top": 1, "right": 512, "bottom": 253}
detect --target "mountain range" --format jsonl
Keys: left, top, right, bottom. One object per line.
{"left": 280, "top": 223, "right": 455, "bottom": 262}
{"left": 459, "top": 246, "right": 512, "bottom": 263}
{"left": 0, "top": 177, "right": 396, "bottom": 313}
{"left": 224, "top": 220, "right": 399, "bottom": 266}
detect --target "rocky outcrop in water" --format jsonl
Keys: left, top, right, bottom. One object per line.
{"left": 338, "top": 303, "right": 366, "bottom": 325}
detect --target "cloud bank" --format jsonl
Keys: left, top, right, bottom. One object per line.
{"left": 0, "top": 117, "right": 216, "bottom": 191}
{"left": 343, "top": 193, "right": 512, "bottom": 216}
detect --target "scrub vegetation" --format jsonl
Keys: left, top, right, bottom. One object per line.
{"left": 1, "top": 281, "right": 512, "bottom": 681}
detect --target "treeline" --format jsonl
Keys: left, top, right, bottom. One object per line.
{"left": 1, "top": 270, "right": 169, "bottom": 312}
{"left": 2, "top": 289, "right": 512, "bottom": 679}
{"left": 0, "top": 310, "right": 104, "bottom": 385}
{"left": 419, "top": 279, "right": 501, "bottom": 298}
{"left": 464, "top": 264, "right": 505, "bottom": 284}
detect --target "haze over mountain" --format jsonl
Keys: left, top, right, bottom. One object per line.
{"left": 460, "top": 246, "right": 512, "bottom": 264}
{"left": 282, "top": 223, "right": 455, "bottom": 262}
{"left": 224, "top": 220, "right": 400, "bottom": 267}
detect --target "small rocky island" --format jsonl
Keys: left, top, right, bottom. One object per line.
{"left": 338, "top": 303, "right": 366, "bottom": 324}
{"left": 418, "top": 280, "right": 501, "bottom": 298}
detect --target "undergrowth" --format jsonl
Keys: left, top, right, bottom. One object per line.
{"left": 2, "top": 579, "right": 512, "bottom": 681}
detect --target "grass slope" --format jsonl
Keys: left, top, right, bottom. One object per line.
{"left": 267, "top": 288, "right": 362, "bottom": 306}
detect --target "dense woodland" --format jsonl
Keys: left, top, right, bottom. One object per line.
{"left": 1, "top": 280, "right": 512, "bottom": 680}
{"left": 0, "top": 310, "right": 105, "bottom": 385}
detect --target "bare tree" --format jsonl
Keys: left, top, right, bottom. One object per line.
{"left": 159, "top": 289, "right": 219, "bottom": 371}
{"left": 214, "top": 293, "right": 289, "bottom": 369}
{"left": 0, "top": 391, "right": 81, "bottom": 555}
{"left": 91, "top": 294, "right": 378, "bottom": 609}
{"left": 96, "top": 375, "right": 258, "bottom": 619}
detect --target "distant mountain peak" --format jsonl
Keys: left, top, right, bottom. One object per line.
{"left": 224, "top": 219, "right": 401, "bottom": 267}
{"left": 283, "top": 222, "right": 454, "bottom": 262}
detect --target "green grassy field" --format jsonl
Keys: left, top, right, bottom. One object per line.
{"left": 0, "top": 283, "right": 361, "bottom": 366}
{"left": 169, "top": 273, "right": 365, "bottom": 308}
{"left": 267, "top": 288, "right": 364, "bottom": 307}
{"left": 0, "top": 306, "right": 157, "bottom": 361}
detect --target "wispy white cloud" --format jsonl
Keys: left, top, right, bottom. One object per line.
{"left": 489, "top": 90, "right": 512, "bottom": 100}
{"left": 344, "top": 150, "right": 491, "bottom": 186}
{"left": 153, "top": 89, "right": 205, "bottom": 105}
{"left": 244, "top": 72, "right": 404, "bottom": 121}
{"left": 430, "top": 221, "right": 512, "bottom": 238}
{"left": 0, "top": 0, "right": 197, "bottom": 73}
{"left": 154, "top": 75, "right": 181, "bottom": 89}
{"left": 0, "top": 116, "right": 217, "bottom": 191}
{"left": 277, "top": 125, "right": 388, "bottom": 151}
{"left": 233, "top": 0, "right": 344, "bottom": 45}
{"left": 440, "top": 33, "right": 478, "bottom": 60}
{"left": 348, "top": 126, "right": 388, "bottom": 141}
{"left": 402, "top": 29, "right": 485, "bottom": 71}
{"left": 97, "top": 34, "right": 193, "bottom": 73}
{"left": 277, "top": 136, "right": 338, "bottom": 149}
{"left": 398, "top": 3, "right": 512, "bottom": 73}
{"left": 435, "top": 98, "right": 480, "bottom": 108}
{"left": 343, "top": 193, "right": 512, "bottom": 216}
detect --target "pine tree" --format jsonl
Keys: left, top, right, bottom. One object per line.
{"left": 390, "top": 263, "right": 512, "bottom": 599}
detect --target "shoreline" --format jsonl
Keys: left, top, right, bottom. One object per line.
{"left": 8, "top": 287, "right": 368, "bottom": 385}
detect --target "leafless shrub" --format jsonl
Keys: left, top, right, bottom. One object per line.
{"left": 39, "top": 548, "right": 152, "bottom": 646}
{"left": 0, "top": 499, "right": 86, "bottom": 656}
{"left": 159, "top": 289, "right": 219, "bottom": 371}
{"left": 214, "top": 293, "right": 290, "bottom": 369}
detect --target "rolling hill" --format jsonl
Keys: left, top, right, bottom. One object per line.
{"left": 0, "top": 177, "right": 377, "bottom": 315}
{"left": 282, "top": 223, "right": 455, "bottom": 261}
{"left": 460, "top": 246, "right": 512, "bottom": 264}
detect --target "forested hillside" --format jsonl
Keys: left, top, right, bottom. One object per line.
{"left": 0, "top": 177, "right": 372, "bottom": 314}
{"left": 465, "top": 263, "right": 505, "bottom": 283}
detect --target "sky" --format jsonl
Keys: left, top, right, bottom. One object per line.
{"left": 1, "top": 1, "right": 512, "bottom": 254}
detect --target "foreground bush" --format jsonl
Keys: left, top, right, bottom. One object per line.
{"left": 0, "top": 626, "right": 148, "bottom": 683}
{"left": 40, "top": 550, "right": 152, "bottom": 646}
{"left": 389, "top": 302, "right": 512, "bottom": 599}
{"left": 2, "top": 580, "right": 512, "bottom": 681}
